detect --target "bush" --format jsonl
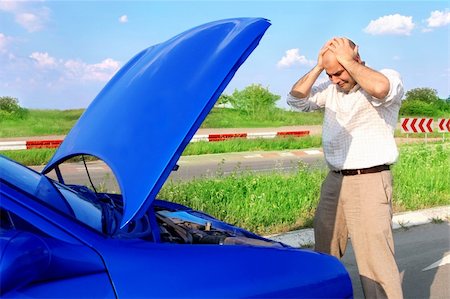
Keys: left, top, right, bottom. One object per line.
{"left": 400, "top": 100, "right": 437, "bottom": 116}
{"left": 229, "top": 84, "right": 280, "bottom": 117}
{"left": 0, "top": 96, "right": 28, "bottom": 120}
{"left": 400, "top": 87, "right": 450, "bottom": 117}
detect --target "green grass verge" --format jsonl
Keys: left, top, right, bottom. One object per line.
{"left": 201, "top": 108, "right": 324, "bottom": 127}
{"left": 160, "top": 164, "right": 324, "bottom": 235}
{"left": 395, "top": 129, "right": 450, "bottom": 139}
{"left": 0, "top": 109, "right": 83, "bottom": 137}
{"left": 393, "top": 143, "right": 450, "bottom": 210}
{"left": 158, "top": 143, "right": 450, "bottom": 235}
{"left": 2, "top": 148, "right": 56, "bottom": 166}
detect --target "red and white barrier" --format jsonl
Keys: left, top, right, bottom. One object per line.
{"left": 0, "top": 139, "right": 63, "bottom": 151}
{"left": 0, "top": 141, "right": 27, "bottom": 151}
{"left": 0, "top": 130, "right": 310, "bottom": 151}
{"left": 437, "top": 118, "right": 450, "bottom": 133}
{"left": 401, "top": 118, "right": 433, "bottom": 133}
{"left": 191, "top": 130, "right": 309, "bottom": 142}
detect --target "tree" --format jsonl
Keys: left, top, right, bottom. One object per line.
{"left": 215, "top": 94, "right": 231, "bottom": 107}
{"left": 400, "top": 88, "right": 450, "bottom": 116}
{"left": 404, "top": 88, "right": 439, "bottom": 103}
{"left": 229, "top": 84, "right": 280, "bottom": 116}
{"left": 0, "top": 96, "right": 28, "bottom": 119}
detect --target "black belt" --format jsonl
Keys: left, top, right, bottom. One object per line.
{"left": 333, "top": 164, "right": 390, "bottom": 176}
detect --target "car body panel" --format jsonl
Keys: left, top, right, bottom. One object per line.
{"left": 4, "top": 273, "right": 115, "bottom": 299}
{"left": 96, "top": 240, "right": 352, "bottom": 298}
{"left": 43, "top": 18, "right": 271, "bottom": 228}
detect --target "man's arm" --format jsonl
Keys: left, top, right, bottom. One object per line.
{"left": 290, "top": 42, "right": 329, "bottom": 98}
{"left": 327, "top": 37, "right": 390, "bottom": 100}
{"left": 290, "top": 65, "right": 324, "bottom": 98}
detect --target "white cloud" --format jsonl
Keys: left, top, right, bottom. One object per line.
{"left": 0, "top": 2, "right": 50, "bottom": 32}
{"left": 23, "top": 51, "right": 120, "bottom": 82}
{"left": 277, "top": 48, "right": 314, "bottom": 69}
{"left": 16, "top": 12, "right": 44, "bottom": 32}
{"left": 64, "top": 58, "right": 120, "bottom": 81}
{"left": 364, "top": 14, "right": 415, "bottom": 36}
{"left": 119, "top": 15, "right": 128, "bottom": 23}
{"left": 30, "top": 52, "right": 57, "bottom": 68}
{"left": 426, "top": 10, "right": 450, "bottom": 28}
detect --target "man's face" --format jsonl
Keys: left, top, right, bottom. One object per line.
{"left": 322, "top": 51, "right": 357, "bottom": 93}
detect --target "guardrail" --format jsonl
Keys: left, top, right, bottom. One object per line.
{"left": 0, "top": 130, "right": 310, "bottom": 151}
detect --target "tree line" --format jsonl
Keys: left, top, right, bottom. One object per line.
{"left": 217, "top": 85, "right": 450, "bottom": 117}
{"left": 1, "top": 86, "right": 449, "bottom": 120}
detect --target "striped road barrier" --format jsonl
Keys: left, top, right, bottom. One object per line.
{"left": 0, "top": 130, "right": 310, "bottom": 151}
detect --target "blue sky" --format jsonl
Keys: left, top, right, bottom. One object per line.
{"left": 1, "top": 0, "right": 449, "bottom": 109}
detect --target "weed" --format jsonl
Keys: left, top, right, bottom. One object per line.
{"left": 396, "top": 220, "right": 411, "bottom": 230}
{"left": 429, "top": 217, "right": 445, "bottom": 224}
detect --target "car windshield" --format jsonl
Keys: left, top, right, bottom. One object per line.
{"left": 53, "top": 181, "right": 103, "bottom": 232}
{"left": 0, "top": 156, "right": 103, "bottom": 233}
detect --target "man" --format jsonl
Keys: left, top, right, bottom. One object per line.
{"left": 287, "top": 37, "right": 404, "bottom": 299}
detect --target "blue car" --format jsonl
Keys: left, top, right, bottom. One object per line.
{"left": 0, "top": 18, "right": 353, "bottom": 298}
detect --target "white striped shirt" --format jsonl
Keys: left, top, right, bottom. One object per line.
{"left": 287, "top": 69, "right": 404, "bottom": 170}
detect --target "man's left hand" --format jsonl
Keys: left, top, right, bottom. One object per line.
{"left": 327, "top": 37, "right": 359, "bottom": 66}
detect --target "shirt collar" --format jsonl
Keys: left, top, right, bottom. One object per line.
{"left": 336, "top": 83, "right": 361, "bottom": 95}
{"left": 349, "top": 84, "right": 361, "bottom": 93}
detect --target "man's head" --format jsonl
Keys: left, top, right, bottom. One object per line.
{"left": 322, "top": 39, "right": 362, "bottom": 93}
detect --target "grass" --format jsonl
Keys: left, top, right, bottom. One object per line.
{"left": 158, "top": 143, "right": 450, "bottom": 235}
{"left": 202, "top": 108, "right": 324, "bottom": 127}
{"left": 395, "top": 129, "right": 450, "bottom": 139}
{"left": 2, "top": 148, "right": 56, "bottom": 166}
{"left": 159, "top": 162, "right": 324, "bottom": 235}
{"left": 1, "top": 149, "right": 99, "bottom": 166}
{"left": 0, "top": 109, "right": 83, "bottom": 137}
{"left": 392, "top": 143, "right": 450, "bottom": 210}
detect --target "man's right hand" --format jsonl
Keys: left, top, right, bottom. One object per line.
{"left": 290, "top": 40, "right": 333, "bottom": 99}
{"left": 317, "top": 40, "right": 332, "bottom": 70}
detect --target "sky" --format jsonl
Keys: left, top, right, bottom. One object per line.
{"left": 0, "top": 0, "right": 449, "bottom": 110}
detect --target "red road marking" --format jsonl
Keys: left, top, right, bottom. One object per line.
{"left": 410, "top": 118, "right": 418, "bottom": 133}
{"left": 401, "top": 118, "right": 409, "bottom": 132}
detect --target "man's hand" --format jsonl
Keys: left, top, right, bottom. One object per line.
{"left": 327, "top": 37, "right": 359, "bottom": 65}
{"left": 317, "top": 40, "right": 332, "bottom": 69}
{"left": 290, "top": 42, "right": 332, "bottom": 99}
{"left": 326, "top": 37, "right": 389, "bottom": 100}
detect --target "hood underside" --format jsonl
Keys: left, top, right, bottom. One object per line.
{"left": 43, "top": 18, "right": 271, "bottom": 228}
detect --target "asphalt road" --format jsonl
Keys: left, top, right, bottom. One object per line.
{"left": 33, "top": 149, "right": 327, "bottom": 192}
{"left": 342, "top": 222, "right": 450, "bottom": 299}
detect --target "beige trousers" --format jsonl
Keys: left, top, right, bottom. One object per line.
{"left": 314, "top": 170, "right": 403, "bottom": 299}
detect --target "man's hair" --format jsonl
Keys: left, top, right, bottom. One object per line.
{"left": 348, "top": 39, "right": 356, "bottom": 48}
{"left": 348, "top": 38, "right": 361, "bottom": 60}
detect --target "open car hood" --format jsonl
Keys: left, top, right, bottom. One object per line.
{"left": 43, "top": 18, "right": 270, "bottom": 228}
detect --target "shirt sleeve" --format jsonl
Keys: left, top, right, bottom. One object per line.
{"left": 286, "top": 81, "right": 330, "bottom": 112}
{"left": 369, "top": 69, "right": 404, "bottom": 107}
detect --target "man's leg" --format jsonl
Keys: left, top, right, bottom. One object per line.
{"left": 342, "top": 171, "right": 403, "bottom": 299}
{"left": 314, "top": 171, "right": 348, "bottom": 258}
